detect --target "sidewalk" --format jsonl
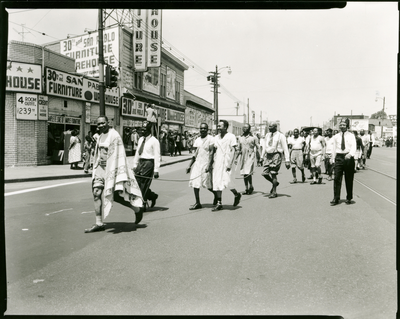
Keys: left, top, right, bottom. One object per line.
{"left": 5, "top": 151, "right": 193, "bottom": 183}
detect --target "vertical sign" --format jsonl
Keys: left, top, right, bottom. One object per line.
{"left": 147, "top": 9, "right": 162, "bottom": 67}
{"left": 133, "top": 9, "right": 147, "bottom": 71}
{"left": 16, "top": 93, "right": 38, "bottom": 120}
{"left": 37, "top": 95, "right": 48, "bottom": 120}
{"left": 85, "top": 103, "right": 91, "bottom": 123}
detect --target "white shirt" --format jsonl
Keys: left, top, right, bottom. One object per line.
{"left": 325, "top": 136, "right": 334, "bottom": 154}
{"left": 360, "top": 134, "right": 369, "bottom": 147}
{"left": 133, "top": 135, "right": 161, "bottom": 172}
{"left": 261, "top": 131, "right": 290, "bottom": 162}
{"left": 287, "top": 136, "right": 305, "bottom": 150}
{"left": 332, "top": 131, "right": 356, "bottom": 157}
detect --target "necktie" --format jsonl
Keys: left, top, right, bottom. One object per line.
{"left": 341, "top": 132, "right": 345, "bottom": 151}
{"left": 268, "top": 133, "right": 273, "bottom": 146}
{"left": 139, "top": 137, "right": 146, "bottom": 155}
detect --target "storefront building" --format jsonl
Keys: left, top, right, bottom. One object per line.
{"left": 6, "top": 21, "right": 210, "bottom": 165}
{"left": 6, "top": 41, "right": 119, "bottom": 166}
{"left": 47, "top": 25, "right": 189, "bottom": 155}
{"left": 183, "top": 90, "right": 214, "bottom": 134}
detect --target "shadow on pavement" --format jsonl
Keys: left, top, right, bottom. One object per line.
{"left": 104, "top": 222, "right": 147, "bottom": 234}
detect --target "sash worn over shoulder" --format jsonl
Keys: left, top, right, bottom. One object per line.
{"left": 93, "top": 128, "right": 143, "bottom": 219}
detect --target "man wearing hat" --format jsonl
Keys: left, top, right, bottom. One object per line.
{"left": 330, "top": 118, "right": 356, "bottom": 205}
{"left": 260, "top": 122, "right": 291, "bottom": 198}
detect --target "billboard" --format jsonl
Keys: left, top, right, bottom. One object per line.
{"left": 59, "top": 27, "right": 119, "bottom": 77}
{"left": 143, "top": 68, "right": 160, "bottom": 95}
{"left": 350, "top": 119, "right": 369, "bottom": 131}
{"left": 45, "top": 67, "right": 119, "bottom": 107}
{"left": 6, "top": 61, "right": 42, "bottom": 93}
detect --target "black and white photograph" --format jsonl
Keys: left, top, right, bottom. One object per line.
{"left": 2, "top": 2, "right": 397, "bottom": 317}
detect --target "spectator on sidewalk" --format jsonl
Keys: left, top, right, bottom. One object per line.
{"left": 175, "top": 132, "right": 183, "bottom": 156}
{"left": 167, "top": 130, "right": 176, "bottom": 156}
{"left": 68, "top": 129, "right": 82, "bottom": 170}
{"left": 131, "top": 128, "right": 139, "bottom": 156}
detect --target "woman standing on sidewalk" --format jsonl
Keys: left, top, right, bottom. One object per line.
{"left": 68, "top": 129, "right": 82, "bottom": 169}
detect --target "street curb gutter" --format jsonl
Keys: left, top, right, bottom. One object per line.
{"left": 5, "top": 157, "right": 191, "bottom": 184}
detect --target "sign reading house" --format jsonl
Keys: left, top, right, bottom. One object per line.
{"left": 6, "top": 61, "right": 42, "bottom": 93}
{"left": 45, "top": 67, "right": 119, "bottom": 106}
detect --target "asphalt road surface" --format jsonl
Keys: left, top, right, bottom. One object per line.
{"left": 4, "top": 147, "right": 396, "bottom": 317}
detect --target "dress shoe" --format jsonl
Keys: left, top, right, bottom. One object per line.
{"left": 310, "top": 181, "right": 317, "bottom": 185}
{"left": 84, "top": 224, "right": 105, "bottom": 233}
{"left": 248, "top": 186, "right": 254, "bottom": 194}
{"left": 289, "top": 179, "right": 297, "bottom": 184}
{"left": 150, "top": 194, "right": 158, "bottom": 208}
{"left": 330, "top": 199, "right": 339, "bottom": 206}
{"left": 189, "top": 203, "right": 202, "bottom": 210}
{"left": 345, "top": 199, "right": 353, "bottom": 205}
{"left": 233, "top": 193, "right": 242, "bottom": 206}
{"left": 268, "top": 193, "right": 278, "bottom": 199}
{"left": 212, "top": 204, "right": 223, "bottom": 211}
{"left": 327, "top": 176, "right": 332, "bottom": 181}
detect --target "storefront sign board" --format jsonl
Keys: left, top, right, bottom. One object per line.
{"left": 45, "top": 67, "right": 119, "bottom": 106}
{"left": 37, "top": 95, "right": 49, "bottom": 120}
{"left": 16, "top": 93, "right": 38, "bottom": 120}
{"left": 6, "top": 62, "right": 42, "bottom": 93}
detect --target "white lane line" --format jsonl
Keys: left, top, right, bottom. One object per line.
{"left": 81, "top": 211, "right": 94, "bottom": 214}
{"left": 355, "top": 179, "right": 396, "bottom": 206}
{"left": 4, "top": 180, "right": 87, "bottom": 197}
{"left": 46, "top": 208, "right": 73, "bottom": 216}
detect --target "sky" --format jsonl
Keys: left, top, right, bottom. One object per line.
{"left": 6, "top": 3, "right": 398, "bottom": 133}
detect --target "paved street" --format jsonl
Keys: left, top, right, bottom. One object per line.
{"left": 4, "top": 147, "right": 396, "bottom": 317}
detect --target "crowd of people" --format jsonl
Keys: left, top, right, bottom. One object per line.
{"left": 81, "top": 114, "right": 394, "bottom": 233}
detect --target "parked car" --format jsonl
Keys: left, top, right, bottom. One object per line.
{"left": 374, "top": 138, "right": 384, "bottom": 147}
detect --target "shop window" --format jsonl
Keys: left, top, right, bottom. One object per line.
{"left": 175, "top": 81, "right": 180, "bottom": 103}
{"left": 134, "top": 72, "right": 143, "bottom": 90}
{"left": 160, "top": 73, "right": 166, "bottom": 98}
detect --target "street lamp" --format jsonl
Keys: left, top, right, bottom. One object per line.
{"left": 375, "top": 96, "right": 385, "bottom": 139}
{"left": 207, "top": 65, "right": 232, "bottom": 127}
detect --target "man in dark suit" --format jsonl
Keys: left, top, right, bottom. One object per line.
{"left": 330, "top": 118, "right": 356, "bottom": 206}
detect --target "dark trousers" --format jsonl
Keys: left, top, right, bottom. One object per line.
{"left": 333, "top": 154, "right": 355, "bottom": 200}
{"left": 367, "top": 142, "right": 373, "bottom": 158}
{"left": 134, "top": 158, "right": 157, "bottom": 201}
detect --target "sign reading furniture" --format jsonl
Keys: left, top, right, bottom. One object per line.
{"left": 45, "top": 67, "right": 119, "bottom": 106}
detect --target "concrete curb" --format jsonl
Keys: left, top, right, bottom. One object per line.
{"left": 5, "top": 157, "right": 191, "bottom": 184}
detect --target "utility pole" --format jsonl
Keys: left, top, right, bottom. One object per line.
{"left": 98, "top": 9, "right": 105, "bottom": 116}
{"left": 247, "top": 98, "right": 250, "bottom": 124}
{"left": 214, "top": 65, "right": 218, "bottom": 126}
